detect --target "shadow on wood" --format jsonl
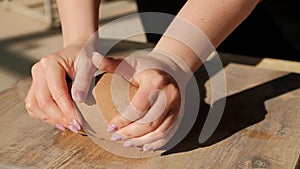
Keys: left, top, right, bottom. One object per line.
{"left": 162, "top": 66, "right": 300, "bottom": 155}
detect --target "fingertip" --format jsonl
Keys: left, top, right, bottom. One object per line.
{"left": 109, "top": 114, "right": 131, "bottom": 132}
{"left": 123, "top": 141, "right": 134, "bottom": 147}
{"left": 110, "top": 133, "right": 122, "bottom": 141}
{"left": 71, "top": 89, "right": 86, "bottom": 103}
{"left": 76, "top": 91, "right": 86, "bottom": 103}
{"left": 143, "top": 139, "right": 168, "bottom": 152}
{"left": 143, "top": 145, "right": 154, "bottom": 153}
{"left": 72, "top": 118, "right": 81, "bottom": 131}
{"left": 92, "top": 52, "right": 104, "bottom": 67}
{"left": 107, "top": 123, "right": 117, "bottom": 133}
{"left": 55, "top": 124, "right": 66, "bottom": 131}
{"left": 72, "top": 52, "right": 98, "bottom": 103}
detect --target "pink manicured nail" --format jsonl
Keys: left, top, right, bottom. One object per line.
{"left": 76, "top": 91, "right": 86, "bottom": 102}
{"left": 55, "top": 124, "right": 65, "bottom": 131}
{"left": 92, "top": 52, "right": 104, "bottom": 66}
{"left": 72, "top": 119, "right": 81, "bottom": 130}
{"left": 68, "top": 125, "right": 78, "bottom": 134}
{"left": 107, "top": 124, "right": 117, "bottom": 133}
{"left": 143, "top": 146, "right": 153, "bottom": 153}
{"left": 110, "top": 133, "right": 122, "bottom": 141}
{"left": 123, "top": 141, "right": 133, "bottom": 147}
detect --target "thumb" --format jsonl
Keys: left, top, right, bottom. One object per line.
{"left": 92, "top": 52, "right": 135, "bottom": 79}
{"left": 71, "top": 53, "right": 97, "bottom": 103}
{"left": 92, "top": 52, "right": 120, "bottom": 73}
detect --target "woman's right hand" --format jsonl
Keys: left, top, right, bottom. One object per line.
{"left": 25, "top": 44, "right": 97, "bottom": 133}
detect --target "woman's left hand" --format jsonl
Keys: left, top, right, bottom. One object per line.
{"left": 92, "top": 50, "right": 190, "bottom": 152}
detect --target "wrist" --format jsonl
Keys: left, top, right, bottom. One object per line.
{"left": 64, "top": 31, "right": 100, "bottom": 54}
{"left": 63, "top": 30, "right": 99, "bottom": 48}
{"left": 154, "top": 37, "right": 201, "bottom": 73}
{"left": 148, "top": 49, "right": 193, "bottom": 85}
{"left": 154, "top": 16, "right": 215, "bottom": 72}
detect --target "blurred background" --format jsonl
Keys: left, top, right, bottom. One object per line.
{"left": 0, "top": 0, "right": 299, "bottom": 91}
{"left": 0, "top": 0, "right": 146, "bottom": 91}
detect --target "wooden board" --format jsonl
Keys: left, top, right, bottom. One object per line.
{"left": 0, "top": 63, "right": 299, "bottom": 169}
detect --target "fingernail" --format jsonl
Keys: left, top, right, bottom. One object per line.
{"left": 110, "top": 133, "right": 122, "bottom": 141}
{"left": 107, "top": 124, "right": 117, "bottom": 133}
{"left": 92, "top": 52, "right": 104, "bottom": 66}
{"left": 76, "top": 91, "right": 86, "bottom": 102}
{"left": 55, "top": 124, "right": 65, "bottom": 131}
{"left": 123, "top": 141, "right": 133, "bottom": 147}
{"left": 68, "top": 125, "right": 78, "bottom": 134}
{"left": 72, "top": 119, "right": 81, "bottom": 130}
{"left": 143, "top": 146, "right": 153, "bottom": 153}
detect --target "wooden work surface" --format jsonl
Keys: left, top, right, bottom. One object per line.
{"left": 0, "top": 61, "right": 300, "bottom": 168}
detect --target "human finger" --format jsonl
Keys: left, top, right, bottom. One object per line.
{"left": 91, "top": 52, "right": 135, "bottom": 79}
{"left": 31, "top": 63, "right": 79, "bottom": 132}
{"left": 41, "top": 58, "right": 82, "bottom": 128}
{"left": 34, "top": 75, "right": 68, "bottom": 124}
{"left": 26, "top": 71, "right": 69, "bottom": 131}
{"left": 110, "top": 89, "right": 176, "bottom": 140}
{"left": 107, "top": 83, "right": 158, "bottom": 132}
{"left": 25, "top": 85, "right": 49, "bottom": 123}
{"left": 71, "top": 52, "right": 97, "bottom": 103}
{"left": 122, "top": 107, "right": 180, "bottom": 152}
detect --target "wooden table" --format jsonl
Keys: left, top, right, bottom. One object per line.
{"left": 0, "top": 51, "right": 300, "bottom": 168}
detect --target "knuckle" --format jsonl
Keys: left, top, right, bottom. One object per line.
{"left": 123, "top": 132, "right": 133, "bottom": 138}
{"left": 43, "top": 119, "right": 54, "bottom": 125}
{"left": 25, "top": 98, "right": 34, "bottom": 112}
{"left": 147, "top": 121, "right": 157, "bottom": 130}
{"left": 141, "top": 121, "right": 157, "bottom": 132}
{"left": 40, "top": 55, "right": 56, "bottom": 68}
{"left": 39, "top": 57, "right": 49, "bottom": 67}
{"left": 25, "top": 99, "right": 38, "bottom": 119}
{"left": 31, "top": 63, "right": 41, "bottom": 76}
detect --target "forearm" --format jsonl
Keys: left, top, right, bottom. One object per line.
{"left": 155, "top": 0, "right": 260, "bottom": 72}
{"left": 56, "top": 0, "right": 100, "bottom": 47}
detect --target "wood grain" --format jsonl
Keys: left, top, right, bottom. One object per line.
{"left": 0, "top": 63, "right": 299, "bottom": 169}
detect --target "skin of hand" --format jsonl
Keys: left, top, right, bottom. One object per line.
{"left": 25, "top": 0, "right": 100, "bottom": 133}
{"left": 93, "top": 0, "right": 261, "bottom": 152}
{"left": 92, "top": 51, "right": 187, "bottom": 152}
{"left": 25, "top": 45, "right": 84, "bottom": 132}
